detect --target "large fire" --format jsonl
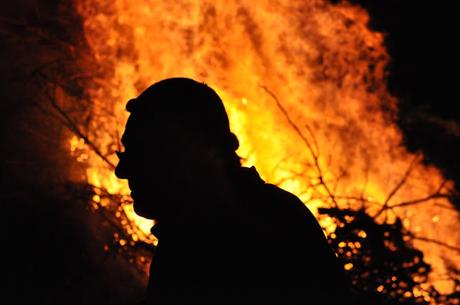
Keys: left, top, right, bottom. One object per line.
{"left": 71, "top": 0, "right": 459, "bottom": 298}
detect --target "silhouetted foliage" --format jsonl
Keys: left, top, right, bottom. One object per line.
{"left": 320, "top": 207, "right": 460, "bottom": 305}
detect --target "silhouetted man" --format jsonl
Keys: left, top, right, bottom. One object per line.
{"left": 115, "top": 78, "right": 352, "bottom": 305}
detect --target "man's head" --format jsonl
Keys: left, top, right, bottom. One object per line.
{"left": 115, "top": 78, "right": 240, "bottom": 220}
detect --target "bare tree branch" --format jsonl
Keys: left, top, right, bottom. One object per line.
{"left": 388, "top": 192, "right": 450, "bottom": 209}
{"left": 434, "top": 202, "right": 458, "bottom": 211}
{"left": 407, "top": 234, "right": 460, "bottom": 254}
{"left": 373, "top": 155, "right": 420, "bottom": 219}
{"left": 39, "top": 77, "right": 116, "bottom": 169}
{"left": 260, "top": 84, "right": 339, "bottom": 208}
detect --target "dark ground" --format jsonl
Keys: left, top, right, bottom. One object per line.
{"left": 1, "top": 0, "right": 459, "bottom": 304}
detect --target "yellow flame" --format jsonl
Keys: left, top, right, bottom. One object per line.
{"left": 73, "top": 0, "right": 459, "bottom": 292}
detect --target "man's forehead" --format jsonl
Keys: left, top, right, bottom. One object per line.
{"left": 120, "top": 114, "right": 142, "bottom": 147}
{"left": 120, "top": 112, "right": 165, "bottom": 147}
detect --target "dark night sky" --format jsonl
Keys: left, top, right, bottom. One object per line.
{"left": 1, "top": 1, "right": 459, "bottom": 304}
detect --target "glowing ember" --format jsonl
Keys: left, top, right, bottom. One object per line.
{"left": 73, "top": 0, "right": 459, "bottom": 294}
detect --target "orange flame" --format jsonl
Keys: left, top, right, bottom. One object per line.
{"left": 73, "top": 0, "right": 459, "bottom": 294}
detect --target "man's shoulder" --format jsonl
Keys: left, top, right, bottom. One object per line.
{"left": 263, "top": 183, "right": 304, "bottom": 207}
{"left": 261, "top": 183, "right": 317, "bottom": 223}
{"left": 237, "top": 166, "right": 323, "bottom": 234}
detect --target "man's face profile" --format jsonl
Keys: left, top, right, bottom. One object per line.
{"left": 114, "top": 107, "right": 195, "bottom": 219}
{"left": 115, "top": 113, "right": 166, "bottom": 219}
{"left": 114, "top": 77, "right": 238, "bottom": 221}
{"left": 115, "top": 105, "right": 218, "bottom": 220}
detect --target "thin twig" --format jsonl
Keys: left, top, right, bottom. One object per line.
{"left": 373, "top": 155, "right": 420, "bottom": 219}
{"left": 260, "top": 84, "right": 339, "bottom": 208}
{"left": 434, "top": 202, "right": 458, "bottom": 211}
{"left": 408, "top": 234, "right": 460, "bottom": 254}
{"left": 44, "top": 81, "right": 116, "bottom": 169}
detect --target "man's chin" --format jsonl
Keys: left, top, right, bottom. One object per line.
{"left": 133, "top": 201, "right": 158, "bottom": 220}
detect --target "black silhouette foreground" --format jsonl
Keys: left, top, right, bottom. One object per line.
{"left": 115, "top": 78, "right": 352, "bottom": 305}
